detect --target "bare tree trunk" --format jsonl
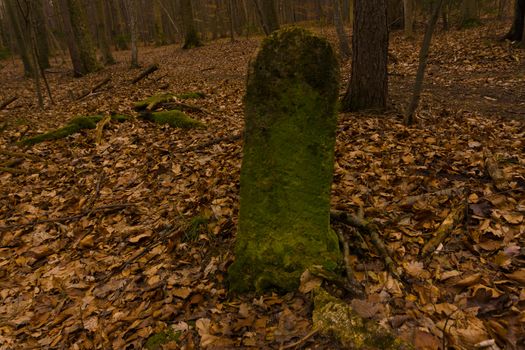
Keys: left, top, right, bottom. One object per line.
{"left": 333, "top": 0, "right": 350, "bottom": 59}
{"left": 5, "top": 0, "right": 33, "bottom": 76}
{"left": 125, "top": 0, "right": 139, "bottom": 67}
{"left": 181, "top": 0, "right": 202, "bottom": 48}
{"left": 341, "top": 0, "right": 388, "bottom": 112}
{"left": 253, "top": 0, "right": 279, "bottom": 35}
{"left": 404, "top": 0, "right": 415, "bottom": 36}
{"left": 228, "top": 0, "right": 235, "bottom": 42}
{"left": 405, "top": 0, "right": 444, "bottom": 125}
{"left": 58, "top": 0, "right": 100, "bottom": 76}
{"left": 96, "top": 0, "right": 115, "bottom": 64}
{"left": 461, "top": 0, "right": 480, "bottom": 27}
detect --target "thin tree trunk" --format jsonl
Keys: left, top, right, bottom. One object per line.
{"left": 96, "top": 0, "right": 115, "bottom": 64}
{"left": 404, "top": 0, "right": 415, "bottom": 36}
{"left": 460, "top": 0, "right": 480, "bottom": 27}
{"left": 405, "top": 0, "right": 444, "bottom": 125}
{"left": 126, "top": 0, "right": 139, "bottom": 67}
{"left": 333, "top": 0, "right": 350, "bottom": 59}
{"left": 228, "top": 0, "right": 236, "bottom": 42}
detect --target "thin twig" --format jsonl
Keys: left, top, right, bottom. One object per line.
{"left": 280, "top": 328, "right": 318, "bottom": 350}
{"left": 0, "top": 203, "right": 135, "bottom": 232}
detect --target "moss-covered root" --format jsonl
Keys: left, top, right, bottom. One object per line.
{"left": 134, "top": 93, "right": 174, "bottom": 111}
{"left": 176, "top": 91, "right": 206, "bottom": 100}
{"left": 19, "top": 114, "right": 131, "bottom": 146}
{"left": 140, "top": 110, "right": 204, "bottom": 129}
{"left": 313, "top": 289, "right": 411, "bottom": 349}
{"left": 20, "top": 115, "right": 102, "bottom": 146}
{"left": 228, "top": 27, "right": 341, "bottom": 292}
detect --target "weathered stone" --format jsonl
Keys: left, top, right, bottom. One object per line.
{"left": 228, "top": 27, "right": 341, "bottom": 292}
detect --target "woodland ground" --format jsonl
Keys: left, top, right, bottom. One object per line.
{"left": 0, "top": 21, "right": 524, "bottom": 349}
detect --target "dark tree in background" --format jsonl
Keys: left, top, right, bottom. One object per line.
{"left": 181, "top": 0, "right": 202, "bottom": 49}
{"left": 504, "top": 0, "right": 525, "bottom": 42}
{"left": 342, "top": 0, "right": 388, "bottom": 112}
{"left": 59, "top": 0, "right": 100, "bottom": 76}
{"left": 254, "top": 0, "right": 279, "bottom": 35}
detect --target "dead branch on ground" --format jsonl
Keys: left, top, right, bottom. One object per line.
{"left": 76, "top": 77, "right": 111, "bottom": 100}
{"left": 398, "top": 187, "right": 464, "bottom": 207}
{"left": 0, "top": 96, "right": 17, "bottom": 110}
{"left": 420, "top": 203, "right": 467, "bottom": 258}
{"left": 131, "top": 64, "right": 159, "bottom": 84}
{"left": 330, "top": 210, "right": 398, "bottom": 277}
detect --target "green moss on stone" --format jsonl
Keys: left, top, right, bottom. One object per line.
{"left": 176, "top": 92, "right": 206, "bottom": 100}
{"left": 140, "top": 110, "right": 204, "bottom": 129}
{"left": 313, "top": 289, "right": 411, "bottom": 349}
{"left": 228, "top": 27, "right": 341, "bottom": 293}
{"left": 145, "top": 330, "right": 181, "bottom": 350}
{"left": 134, "top": 93, "right": 174, "bottom": 111}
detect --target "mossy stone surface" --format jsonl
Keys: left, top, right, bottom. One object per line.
{"left": 228, "top": 27, "right": 341, "bottom": 292}
{"left": 313, "top": 289, "right": 410, "bottom": 349}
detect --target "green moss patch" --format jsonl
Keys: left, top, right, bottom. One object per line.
{"left": 144, "top": 330, "right": 181, "bottom": 350}
{"left": 134, "top": 93, "right": 174, "bottom": 111}
{"left": 313, "top": 288, "right": 409, "bottom": 349}
{"left": 20, "top": 115, "right": 102, "bottom": 145}
{"left": 176, "top": 92, "right": 206, "bottom": 100}
{"left": 139, "top": 110, "right": 204, "bottom": 129}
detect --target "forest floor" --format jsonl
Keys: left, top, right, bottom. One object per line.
{"left": 0, "top": 21, "right": 524, "bottom": 350}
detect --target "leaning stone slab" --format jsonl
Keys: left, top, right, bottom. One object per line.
{"left": 228, "top": 27, "right": 341, "bottom": 292}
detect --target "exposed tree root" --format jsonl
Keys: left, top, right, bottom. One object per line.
{"left": 330, "top": 210, "right": 398, "bottom": 277}
{"left": 421, "top": 203, "right": 467, "bottom": 258}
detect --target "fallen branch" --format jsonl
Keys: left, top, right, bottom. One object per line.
{"left": 76, "top": 77, "right": 111, "bottom": 100}
{"left": 131, "top": 64, "right": 159, "bottom": 84}
{"left": 1, "top": 158, "right": 24, "bottom": 168}
{"left": 420, "top": 203, "right": 466, "bottom": 258}
{"left": 0, "top": 203, "right": 135, "bottom": 232}
{"left": 178, "top": 133, "right": 242, "bottom": 153}
{"left": 398, "top": 187, "right": 464, "bottom": 207}
{"left": 280, "top": 328, "right": 318, "bottom": 350}
{"left": 0, "top": 96, "right": 17, "bottom": 110}
{"left": 0, "top": 150, "right": 43, "bottom": 161}
{"left": 330, "top": 210, "right": 397, "bottom": 277}
{"left": 0, "top": 166, "right": 29, "bottom": 174}
{"left": 95, "top": 115, "right": 112, "bottom": 144}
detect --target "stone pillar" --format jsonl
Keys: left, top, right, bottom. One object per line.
{"left": 228, "top": 28, "right": 341, "bottom": 292}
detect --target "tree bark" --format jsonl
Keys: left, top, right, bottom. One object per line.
{"left": 254, "top": 0, "right": 279, "bottom": 35}
{"left": 181, "top": 0, "right": 202, "bottom": 49}
{"left": 96, "top": 0, "right": 115, "bottom": 65}
{"left": 59, "top": 0, "right": 100, "bottom": 76}
{"left": 460, "top": 0, "right": 480, "bottom": 27}
{"left": 341, "top": 0, "right": 388, "bottom": 112}
{"left": 333, "top": 0, "right": 350, "bottom": 59}
{"left": 504, "top": 0, "right": 525, "bottom": 42}
{"left": 125, "top": 0, "right": 139, "bottom": 67}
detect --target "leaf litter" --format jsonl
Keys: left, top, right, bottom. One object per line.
{"left": 0, "top": 23, "right": 524, "bottom": 349}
